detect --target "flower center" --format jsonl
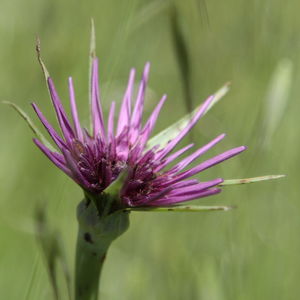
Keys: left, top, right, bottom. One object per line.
{"left": 71, "top": 139, "right": 126, "bottom": 193}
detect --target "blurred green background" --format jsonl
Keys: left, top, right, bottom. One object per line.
{"left": 0, "top": 0, "right": 298, "bottom": 299}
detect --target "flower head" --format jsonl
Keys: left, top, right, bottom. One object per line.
{"left": 32, "top": 55, "right": 246, "bottom": 208}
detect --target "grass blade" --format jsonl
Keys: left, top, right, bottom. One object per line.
{"left": 170, "top": 4, "right": 192, "bottom": 113}
{"left": 35, "top": 205, "right": 72, "bottom": 300}
{"left": 262, "top": 59, "right": 293, "bottom": 148}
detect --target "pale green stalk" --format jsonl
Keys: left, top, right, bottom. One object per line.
{"left": 220, "top": 175, "right": 285, "bottom": 186}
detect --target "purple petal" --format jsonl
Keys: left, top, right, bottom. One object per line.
{"left": 155, "top": 144, "right": 194, "bottom": 172}
{"left": 91, "top": 58, "right": 106, "bottom": 139}
{"left": 68, "top": 77, "right": 84, "bottom": 141}
{"left": 117, "top": 68, "right": 135, "bottom": 136}
{"left": 33, "top": 138, "right": 72, "bottom": 177}
{"left": 154, "top": 188, "right": 221, "bottom": 206}
{"left": 170, "top": 179, "right": 199, "bottom": 189}
{"left": 115, "top": 127, "right": 130, "bottom": 160}
{"left": 31, "top": 102, "right": 66, "bottom": 149}
{"left": 124, "top": 186, "right": 172, "bottom": 207}
{"left": 171, "top": 134, "right": 226, "bottom": 173}
{"left": 139, "top": 94, "right": 167, "bottom": 149}
{"left": 157, "top": 95, "right": 215, "bottom": 159}
{"left": 61, "top": 148, "right": 92, "bottom": 189}
{"left": 107, "top": 101, "right": 116, "bottom": 140}
{"left": 169, "top": 178, "right": 223, "bottom": 196}
{"left": 128, "top": 143, "right": 144, "bottom": 163}
{"left": 130, "top": 63, "right": 150, "bottom": 143}
{"left": 172, "top": 146, "right": 247, "bottom": 183}
{"left": 47, "top": 78, "right": 75, "bottom": 143}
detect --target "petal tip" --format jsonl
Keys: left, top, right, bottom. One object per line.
{"left": 217, "top": 178, "right": 224, "bottom": 185}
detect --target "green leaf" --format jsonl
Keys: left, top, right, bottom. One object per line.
{"left": 124, "top": 205, "right": 234, "bottom": 213}
{"left": 3, "top": 101, "right": 55, "bottom": 151}
{"left": 146, "top": 82, "right": 230, "bottom": 150}
{"left": 219, "top": 174, "right": 286, "bottom": 186}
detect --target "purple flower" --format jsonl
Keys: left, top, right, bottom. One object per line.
{"left": 32, "top": 58, "right": 246, "bottom": 208}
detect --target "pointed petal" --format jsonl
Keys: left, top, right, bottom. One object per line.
{"left": 61, "top": 148, "right": 92, "bottom": 189}
{"left": 130, "top": 63, "right": 150, "bottom": 143}
{"left": 31, "top": 102, "right": 67, "bottom": 149}
{"left": 156, "top": 95, "right": 215, "bottom": 159}
{"left": 169, "top": 178, "right": 223, "bottom": 196}
{"left": 169, "top": 179, "right": 199, "bottom": 189}
{"left": 91, "top": 58, "right": 106, "bottom": 139}
{"left": 171, "top": 134, "right": 226, "bottom": 173}
{"left": 47, "top": 78, "right": 75, "bottom": 143}
{"left": 117, "top": 68, "right": 135, "bottom": 136}
{"left": 146, "top": 82, "right": 230, "bottom": 151}
{"left": 131, "top": 62, "right": 150, "bottom": 127}
{"left": 173, "top": 146, "right": 247, "bottom": 183}
{"left": 107, "top": 101, "right": 116, "bottom": 139}
{"left": 155, "top": 188, "right": 221, "bottom": 205}
{"left": 139, "top": 94, "right": 167, "bottom": 149}
{"left": 124, "top": 186, "right": 172, "bottom": 207}
{"left": 68, "top": 77, "right": 83, "bottom": 141}
{"left": 33, "top": 138, "right": 72, "bottom": 177}
{"left": 155, "top": 143, "right": 194, "bottom": 172}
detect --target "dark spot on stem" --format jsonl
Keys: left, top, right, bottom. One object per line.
{"left": 84, "top": 232, "right": 93, "bottom": 244}
{"left": 100, "top": 254, "right": 106, "bottom": 263}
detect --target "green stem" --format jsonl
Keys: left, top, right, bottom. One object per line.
{"left": 75, "top": 227, "right": 109, "bottom": 300}
{"left": 75, "top": 199, "right": 129, "bottom": 300}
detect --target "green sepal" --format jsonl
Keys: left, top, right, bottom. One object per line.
{"left": 219, "top": 174, "right": 286, "bottom": 186}
{"left": 36, "top": 37, "right": 50, "bottom": 80}
{"left": 84, "top": 168, "right": 129, "bottom": 216}
{"left": 89, "top": 18, "right": 96, "bottom": 132}
{"left": 124, "top": 205, "right": 234, "bottom": 213}
{"left": 77, "top": 199, "right": 130, "bottom": 244}
{"left": 104, "top": 168, "right": 128, "bottom": 198}
{"left": 146, "top": 82, "right": 230, "bottom": 150}
{"left": 3, "top": 101, "right": 55, "bottom": 151}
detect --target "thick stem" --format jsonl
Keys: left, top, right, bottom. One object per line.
{"left": 75, "top": 226, "right": 109, "bottom": 300}
{"left": 75, "top": 199, "right": 129, "bottom": 300}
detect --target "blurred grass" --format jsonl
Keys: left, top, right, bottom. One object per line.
{"left": 0, "top": 0, "right": 299, "bottom": 299}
